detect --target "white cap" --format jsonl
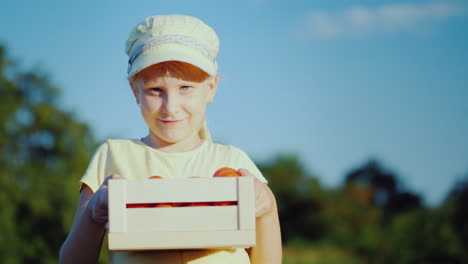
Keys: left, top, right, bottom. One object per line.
{"left": 125, "top": 15, "right": 219, "bottom": 77}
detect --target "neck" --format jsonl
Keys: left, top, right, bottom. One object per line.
{"left": 144, "top": 133, "right": 204, "bottom": 153}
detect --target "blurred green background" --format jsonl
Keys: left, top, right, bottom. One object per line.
{"left": 1, "top": 44, "right": 467, "bottom": 263}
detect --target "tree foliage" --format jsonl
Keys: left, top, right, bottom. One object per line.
{"left": 260, "top": 155, "right": 468, "bottom": 264}
{"left": 258, "top": 154, "right": 324, "bottom": 243}
{"left": 0, "top": 46, "right": 97, "bottom": 264}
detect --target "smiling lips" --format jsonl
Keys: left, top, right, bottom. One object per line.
{"left": 160, "top": 119, "right": 184, "bottom": 124}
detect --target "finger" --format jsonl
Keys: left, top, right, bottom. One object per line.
{"left": 253, "top": 176, "right": 265, "bottom": 192}
{"left": 93, "top": 210, "right": 109, "bottom": 224}
{"left": 238, "top": 168, "right": 254, "bottom": 177}
{"left": 103, "top": 174, "right": 121, "bottom": 187}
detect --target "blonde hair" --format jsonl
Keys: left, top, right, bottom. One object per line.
{"left": 130, "top": 61, "right": 213, "bottom": 141}
{"left": 199, "top": 120, "right": 211, "bottom": 141}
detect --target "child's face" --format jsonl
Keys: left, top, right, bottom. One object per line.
{"left": 131, "top": 66, "right": 217, "bottom": 147}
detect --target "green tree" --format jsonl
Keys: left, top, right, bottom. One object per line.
{"left": 442, "top": 175, "right": 468, "bottom": 263}
{"left": 0, "top": 46, "right": 101, "bottom": 263}
{"left": 345, "top": 159, "right": 422, "bottom": 216}
{"left": 258, "top": 154, "right": 325, "bottom": 244}
{"left": 340, "top": 160, "right": 465, "bottom": 264}
{"left": 256, "top": 151, "right": 466, "bottom": 264}
{"left": 383, "top": 207, "right": 464, "bottom": 264}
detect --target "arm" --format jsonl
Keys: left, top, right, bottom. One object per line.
{"left": 239, "top": 169, "right": 282, "bottom": 264}
{"left": 59, "top": 174, "right": 119, "bottom": 264}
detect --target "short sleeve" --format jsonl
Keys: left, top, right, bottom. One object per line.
{"left": 235, "top": 149, "right": 268, "bottom": 184}
{"left": 80, "top": 142, "right": 112, "bottom": 193}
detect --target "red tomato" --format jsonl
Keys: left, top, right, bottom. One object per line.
{"left": 213, "top": 167, "right": 240, "bottom": 177}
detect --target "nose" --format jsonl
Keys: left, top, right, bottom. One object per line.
{"left": 162, "top": 90, "right": 181, "bottom": 115}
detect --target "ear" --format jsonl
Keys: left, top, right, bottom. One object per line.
{"left": 207, "top": 75, "right": 219, "bottom": 103}
{"left": 129, "top": 78, "right": 141, "bottom": 105}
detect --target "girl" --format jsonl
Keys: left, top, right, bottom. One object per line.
{"left": 59, "top": 14, "right": 282, "bottom": 264}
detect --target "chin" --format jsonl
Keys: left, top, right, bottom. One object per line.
{"left": 157, "top": 133, "right": 190, "bottom": 144}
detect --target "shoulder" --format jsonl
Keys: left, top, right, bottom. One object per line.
{"left": 91, "top": 139, "right": 136, "bottom": 152}
{"left": 105, "top": 138, "right": 143, "bottom": 151}
{"left": 106, "top": 138, "right": 140, "bottom": 146}
{"left": 206, "top": 141, "right": 256, "bottom": 165}
{"left": 89, "top": 139, "right": 144, "bottom": 160}
{"left": 89, "top": 141, "right": 110, "bottom": 158}
{"left": 206, "top": 141, "right": 250, "bottom": 157}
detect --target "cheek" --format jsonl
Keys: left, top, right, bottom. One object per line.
{"left": 184, "top": 96, "right": 208, "bottom": 117}
{"left": 142, "top": 93, "right": 160, "bottom": 107}
{"left": 140, "top": 96, "right": 162, "bottom": 115}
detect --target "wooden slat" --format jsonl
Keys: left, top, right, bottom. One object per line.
{"left": 237, "top": 177, "right": 255, "bottom": 230}
{"left": 126, "top": 206, "right": 238, "bottom": 232}
{"left": 108, "top": 180, "right": 127, "bottom": 233}
{"left": 109, "top": 230, "right": 255, "bottom": 250}
{"left": 125, "top": 178, "right": 238, "bottom": 203}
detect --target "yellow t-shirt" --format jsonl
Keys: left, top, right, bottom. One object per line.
{"left": 80, "top": 139, "right": 266, "bottom": 264}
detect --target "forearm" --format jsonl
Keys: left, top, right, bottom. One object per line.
{"left": 59, "top": 206, "right": 106, "bottom": 264}
{"left": 249, "top": 208, "right": 282, "bottom": 264}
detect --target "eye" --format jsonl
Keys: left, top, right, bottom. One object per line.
{"left": 180, "top": 85, "right": 192, "bottom": 91}
{"left": 150, "top": 88, "right": 162, "bottom": 92}
{"left": 146, "top": 87, "right": 163, "bottom": 96}
{"left": 144, "top": 87, "right": 163, "bottom": 97}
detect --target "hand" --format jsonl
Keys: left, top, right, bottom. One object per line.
{"left": 238, "top": 168, "right": 277, "bottom": 218}
{"left": 87, "top": 174, "right": 121, "bottom": 224}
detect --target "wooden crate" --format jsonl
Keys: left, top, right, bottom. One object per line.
{"left": 108, "top": 177, "right": 255, "bottom": 251}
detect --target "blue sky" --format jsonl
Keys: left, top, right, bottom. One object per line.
{"left": 1, "top": 0, "right": 467, "bottom": 205}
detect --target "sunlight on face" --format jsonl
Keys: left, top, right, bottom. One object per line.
{"left": 131, "top": 65, "right": 217, "bottom": 151}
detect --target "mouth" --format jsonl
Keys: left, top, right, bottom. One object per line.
{"left": 159, "top": 118, "right": 185, "bottom": 124}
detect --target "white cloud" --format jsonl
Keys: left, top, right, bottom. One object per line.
{"left": 297, "top": 1, "right": 465, "bottom": 39}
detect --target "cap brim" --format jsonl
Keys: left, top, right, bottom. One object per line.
{"left": 128, "top": 44, "right": 217, "bottom": 78}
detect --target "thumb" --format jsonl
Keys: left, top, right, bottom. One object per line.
{"left": 111, "top": 174, "right": 122, "bottom": 180}
{"left": 238, "top": 168, "right": 254, "bottom": 177}
{"left": 103, "top": 174, "right": 122, "bottom": 186}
